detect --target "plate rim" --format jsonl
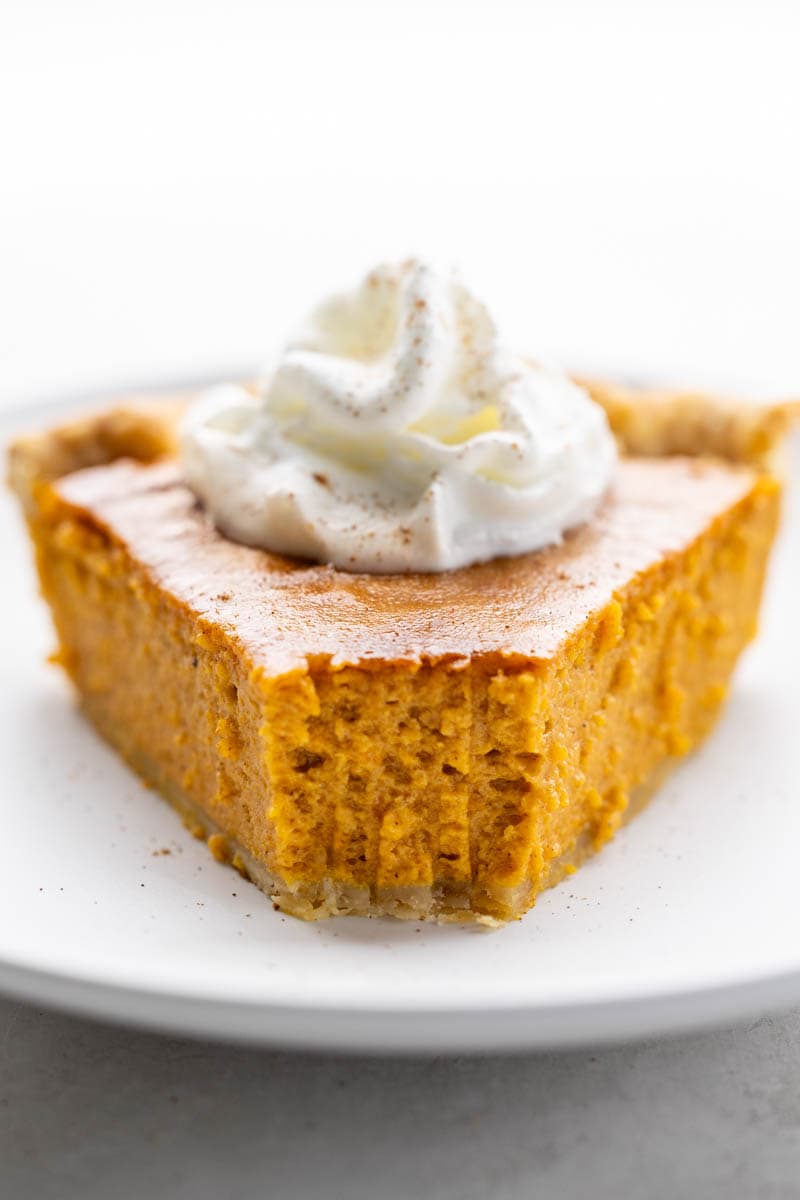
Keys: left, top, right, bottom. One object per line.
{"left": 2, "top": 952, "right": 800, "bottom": 1053}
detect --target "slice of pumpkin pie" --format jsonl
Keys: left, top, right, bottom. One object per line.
{"left": 8, "top": 261, "right": 797, "bottom": 924}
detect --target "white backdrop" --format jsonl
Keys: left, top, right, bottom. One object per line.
{"left": 1, "top": 0, "right": 798, "bottom": 405}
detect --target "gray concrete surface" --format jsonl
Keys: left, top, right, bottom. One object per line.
{"left": 1, "top": 997, "right": 799, "bottom": 1199}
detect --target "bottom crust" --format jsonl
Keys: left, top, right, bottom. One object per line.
{"left": 83, "top": 693, "right": 677, "bottom": 927}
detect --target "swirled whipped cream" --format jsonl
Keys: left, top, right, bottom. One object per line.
{"left": 181, "top": 260, "right": 617, "bottom": 573}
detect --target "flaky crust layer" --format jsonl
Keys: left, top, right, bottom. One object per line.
{"left": 579, "top": 377, "right": 799, "bottom": 470}
{"left": 7, "top": 396, "right": 186, "bottom": 514}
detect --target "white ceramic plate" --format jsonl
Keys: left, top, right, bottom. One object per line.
{"left": 2, "top": 398, "right": 799, "bottom": 1054}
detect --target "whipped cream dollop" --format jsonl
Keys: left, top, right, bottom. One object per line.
{"left": 181, "top": 260, "right": 617, "bottom": 573}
